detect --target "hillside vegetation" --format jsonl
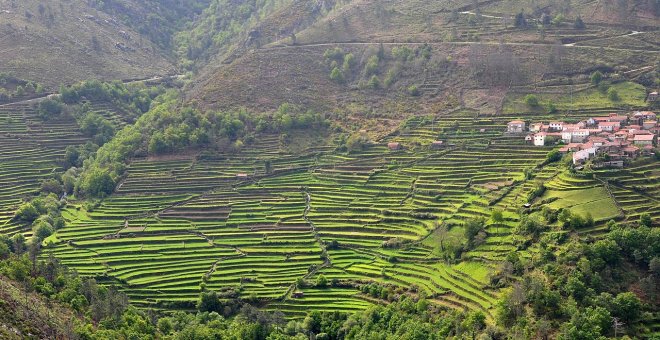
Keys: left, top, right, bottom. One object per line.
{"left": 0, "top": 0, "right": 174, "bottom": 87}
{"left": 0, "top": 0, "right": 658, "bottom": 339}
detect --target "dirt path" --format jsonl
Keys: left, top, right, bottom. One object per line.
{"left": 261, "top": 40, "right": 656, "bottom": 54}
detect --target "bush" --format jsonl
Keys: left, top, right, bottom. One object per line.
{"left": 590, "top": 71, "right": 603, "bottom": 85}
{"left": 79, "top": 168, "right": 115, "bottom": 198}
{"left": 323, "top": 47, "right": 344, "bottom": 62}
{"left": 345, "top": 132, "right": 369, "bottom": 152}
{"left": 79, "top": 111, "right": 116, "bottom": 145}
{"left": 33, "top": 220, "right": 54, "bottom": 241}
{"left": 391, "top": 46, "right": 413, "bottom": 61}
{"left": 329, "top": 67, "right": 344, "bottom": 83}
{"left": 316, "top": 274, "right": 328, "bottom": 288}
{"left": 36, "top": 99, "right": 63, "bottom": 119}
{"left": 14, "top": 203, "right": 39, "bottom": 223}
{"left": 41, "top": 179, "right": 63, "bottom": 196}
{"left": 607, "top": 88, "right": 620, "bottom": 101}
{"left": 574, "top": 16, "right": 586, "bottom": 29}
{"left": 514, "top": 12, "right": 527, "bottom": 28}
{"left": 546, "top": 149, "right": 561, "bottom": 163}
{"left": 524, "top": 94, "right": 539, "bottom": 107}
{"left": 408, "top": 85, "right": 420, "bottom": 96}
{"left": 364, "top": 55, "right": 379, "bottom": 76}
{"left": 342, "top": 53, "right": 355, "bottom": 74}
{"left": 367, "top": 75, "right": 380, "bottom": 89}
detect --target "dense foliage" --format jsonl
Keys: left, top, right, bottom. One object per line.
{"left": 89, "top": 0, "right": 211, "bottom": 50}
{"left": 77, "top": 93, "right": 329, "bottom": 197}
{"left": 175, "top": 0, "right": 289, "bottom": 70}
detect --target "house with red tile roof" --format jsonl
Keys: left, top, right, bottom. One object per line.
{"left": 633, "top": 134, "right": 656, "bottom": 146}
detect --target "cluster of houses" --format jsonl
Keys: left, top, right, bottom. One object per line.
{"left": 507, "top": 111, "right": 658, "bottom": 167}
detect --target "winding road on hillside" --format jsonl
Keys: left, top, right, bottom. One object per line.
{"left": 261, "top": 39, "right": 658, "bottom": 54}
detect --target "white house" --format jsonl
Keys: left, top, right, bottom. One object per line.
{"left": 534, "top": 133, "right": 546, "bottom": 146}
{"left": 562, "top": 129, "right": 591, "bottom": 143}
{"left": 549, "top": 122, "right": 563, "bottom": 131}
{"left": 572, "top": 147, "right": 597, "bottom": 165}
{"left": 507, "top": 120, "right": 526, "bottom": 133}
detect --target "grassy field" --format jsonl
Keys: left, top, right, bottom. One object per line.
{"left": 504, "top": 82, "right": 648, "bottom": 114}
{"left": 543, "top": 186, "right": 620, "bottom": 221}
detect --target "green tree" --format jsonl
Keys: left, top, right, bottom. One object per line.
{"left": 40, "top": 179, "right": 63, "bottom": 196}
{"left": 525, "top": 94, "right": 540, "bottom": 107}
{"left": 33, "top": 220, "right": 54, "bottom": 241}
{"left": 197, "top": 291, "right": 221, "bottom": 313}
{"left": 407, "top": 85, "right": 420, "bottom": 96}
{"left": 329, "top": 67, "right": 344, "bottom": 83}
{"left": 367, "top": 75, "right": 380, "bottom": 89}
{"left": 612, "top": 292, "right": 641, "bottom": 324}
{"left": 464, "top": 218, "right": 485, "bottom": 248}
{"left": 491, "top": 209, "right": 504, "bottom": 223}
{"left": 590, "top": 71, "right": 603, "bottom": 85}
{"left": 79, "top": 168, "right": 115, "bottom": 197}
{"left": 639, "top": 213, "right": 652, "bottom": 227}
{"left": 514, "top": 11, "right": 527, "bottom": 28}
{"left": 14, "top": 202, "right": 39, "bottom": 223}
{"left": 574, "top": 16, "right": 586, "bottom": 29}
{"left": 607, "top": 88, "right": 620, "bottom": 101}
{"left": 546, "top": 149, "right": 562, "bottom": 163}
{"left": 36, "top": 99, "right": 63, "bottom": 119}
{"left": 316, "top": 274, "right": 328, "bottom": 288}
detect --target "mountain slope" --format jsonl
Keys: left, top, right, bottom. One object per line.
{"left": 0, "top": 0, "right": 174, "bottom": 88}
{"left": 188, "top": 0, "right": 660, "bottom": 122}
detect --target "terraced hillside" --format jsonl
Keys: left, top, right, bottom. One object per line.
{"left": 0, "top": 1, "right": 657, "bottom": 336}
{"left": 39, "top": 107, "right": 656, "bottom": 319}
{"left": 0, "top": 101, "right": 87, "bottom": 235}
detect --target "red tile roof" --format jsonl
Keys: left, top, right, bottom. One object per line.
{"left": 634, "top": 134, "right": 655, "bottom": 141}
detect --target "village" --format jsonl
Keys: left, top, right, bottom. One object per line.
{"left": 507, "top": 111, "right": 658, "bottom": 167}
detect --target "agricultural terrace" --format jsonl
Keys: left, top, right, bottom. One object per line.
{"left": 0, "top": 102, "right": 87, "bottom": 235}
{"left": 41, "top": 109, "right": 602, "bottom": 320}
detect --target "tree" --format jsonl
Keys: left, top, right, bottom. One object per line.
{"left": 574, "top": 16, "right": 586, "bottom": 29}
{"left": 546, "top": 149, "right": 562, "bottom": 163}
{"left": 64, "top": 145, "right": 80, "bottom": 168}
{"left": 541, "top": 13, "right": 551, "bottom": 26}
{"left": 33, "top": 220, "right": 54, "bottom": 241}
{"left": 514, "top": 11, "right": 527, "bottom": 28}
{"left": 197, "top": 291, "right": 222, "bottom": 313}
{"left": 14, "top": 202, "right": 39, "bottom": 223}
{"left": 491, "top": 209, "right": 504, "bottom": 223}
{"left": 612, "top": 292, "right": 641, "bottom": 324}
{"left": 329, "top": 67, "right": 344, "bottom": 83}
{"left": 407, "top": 85, "right": 420, "bottom": 96}
{"left": 316, "top": 274, "right": 328, "bottom": 288}
{"left": 607, "top": 88, "right": 620, "bottom": 101}
{"left": 524, "top": 94, "right": 540, "bottom": 107}
{"left": 367, "top": 75, "right": 380, "bottom": 89}
{"left": 41, "top": 179, "right": 63, "bottom": 196}
{"left": 79, "top": 168, "right": 115, "bottom": 197}
{"left": 464, "top": 218, "right": 485, "bottom": 248}
{"left": 639, "top": 213, "right": 652, "bottom": 227}
{"left": 461, "top": 311, "right": 486, "bottom": 337}
{"left": 590, "top": 71, "right": 603, "bottom": 85}
{"left": 36, "top": 99, "right": 63, "bottom": 120}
